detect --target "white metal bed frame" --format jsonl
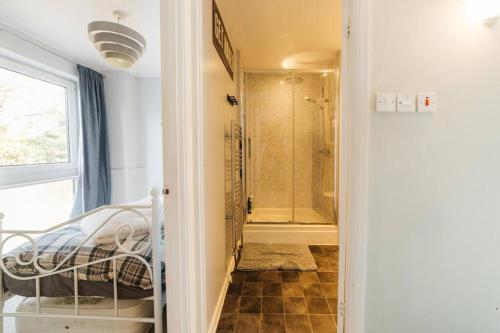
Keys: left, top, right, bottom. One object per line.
{"left": 0, "top": 189, "right": 164, "bottom": 333}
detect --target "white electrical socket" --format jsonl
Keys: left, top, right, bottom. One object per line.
{"left": 397, "top": 93, "right": 416, "bottom": 113}
{"left": 376, "top": 93, "right": 397, "bottom": 112}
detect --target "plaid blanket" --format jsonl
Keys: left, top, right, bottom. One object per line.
{"left": 3, "top": 224, "right": 163, "bottom": 290}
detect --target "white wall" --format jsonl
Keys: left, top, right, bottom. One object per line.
{"left": 202, "top": 0, "right": 239, "bottom": 328}
{"left": 105, "top": 72, "right": 162, "bottom": 203}
{"left": 0, "top": 22, "right": 77, "bottom": 80}
{"left": 366, "top": 1, "right": 500, "bottom": 332}
{"left": 139, "top": 78, "right": 163, "bottom": 192}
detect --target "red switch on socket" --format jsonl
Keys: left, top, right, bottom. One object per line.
{"left": 417, "top": 93, "right": 437, "bottom": 112}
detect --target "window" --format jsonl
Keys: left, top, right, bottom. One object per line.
{"left": 0, "top": 57, "right": 79, "bottom": 188}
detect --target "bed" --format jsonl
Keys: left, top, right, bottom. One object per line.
{"left": 0, "top": 189, "right": 164, "bottom": 333}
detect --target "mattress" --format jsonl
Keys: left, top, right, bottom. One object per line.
{"left": 3, "top": 224, "right": 163, "bottom": 290}
{"left": 15, "top": 297, "right": 154, "bottom": 333}
{"left": 3, "top": 274, "right": 153, "bottom": 299}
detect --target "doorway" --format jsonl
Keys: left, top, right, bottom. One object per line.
{"left": 160, "top": 0, "right": 371, "bottom": 331}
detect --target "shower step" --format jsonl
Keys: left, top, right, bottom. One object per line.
{"left": 243, "top": 224, "right": 338, "bottom": 245}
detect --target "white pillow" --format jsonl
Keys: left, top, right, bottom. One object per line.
{"left": 80, "top": 197, "right": 161, "bottom": 245}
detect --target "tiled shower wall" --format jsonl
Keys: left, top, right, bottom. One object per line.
{"left": 246, "top": 73, "right": 329, "bottom": 212}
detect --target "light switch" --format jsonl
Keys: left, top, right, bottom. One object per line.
{"left": 397, "top": 93, "right": 416, "bottom": 113}
{"left": 376, "top": 93, "right": 396, "bottom": 112}
{"left": 417, "top": 93, "right": 437, "bottom": 112}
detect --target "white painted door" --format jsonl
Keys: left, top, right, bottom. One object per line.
{"left": 336, "top": 1, "right": 352, "bottom": 332}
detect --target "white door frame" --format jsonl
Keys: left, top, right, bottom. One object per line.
{"left": 161, "top": 0, "right": 370, "bottom": 332}
{"left": 161, "top": 0, "right": 206, "bottom": 332}
{"left": 337, "top": 0, "right": 370, "bottom": 332}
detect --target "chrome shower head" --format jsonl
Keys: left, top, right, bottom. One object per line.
{"left": 286, "top": 76, "right": 304, "bottom": 85}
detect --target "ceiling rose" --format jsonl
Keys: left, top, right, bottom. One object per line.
{"left": 88, "top": 11, "right": 147, "bottom": 68}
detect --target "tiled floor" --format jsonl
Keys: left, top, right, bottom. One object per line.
{"left": 216, "top": 245, "right": 339, "bottom": 333}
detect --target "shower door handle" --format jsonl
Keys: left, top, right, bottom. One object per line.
{"left": 248, "top": 137, "right": 252, "bottom": 159}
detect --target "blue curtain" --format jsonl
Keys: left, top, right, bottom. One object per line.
{"left": 71, "top": 65, "right": 111, "bottom": 216}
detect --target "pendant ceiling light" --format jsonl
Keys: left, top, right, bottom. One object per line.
{"left": 88, "top": 11, "right": 146, "bottom": 68}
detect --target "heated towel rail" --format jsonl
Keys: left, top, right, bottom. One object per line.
{"left": 225, "top": 122, "right": 244, "bottom": 259}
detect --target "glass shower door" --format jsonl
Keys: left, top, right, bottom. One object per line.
{"left": 245, "top": 71, "right": 338, "bottom": 225}
{"left": 292, "top": 73, "right": 335, "bottom": 224}
{"left": 246, "top": 73, "right": 293, "bottom": 223}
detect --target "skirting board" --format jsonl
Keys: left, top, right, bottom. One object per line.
{"left": 244, "top": 224, "right": 338, "bottom": 245}
{"left": 207, "top": 256, "right": 236, "bottom": 333}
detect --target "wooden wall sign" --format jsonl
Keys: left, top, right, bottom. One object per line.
{"left": 213, "top": 0, "right": 234, "bottom": 80}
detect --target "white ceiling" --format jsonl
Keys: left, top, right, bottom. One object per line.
{"left": 217, "top": 0, "right": 342, "bottom": 70}
{"left": 0, "top": 0, "right": 160, "bottom": 78}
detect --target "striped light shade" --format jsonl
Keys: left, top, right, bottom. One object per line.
{"left": 88, "top": 20, "right": 146, "bottom": 68}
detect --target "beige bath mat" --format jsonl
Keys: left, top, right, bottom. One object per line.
{"left": 237, "top": 243, "right": 317, "bottom": 271}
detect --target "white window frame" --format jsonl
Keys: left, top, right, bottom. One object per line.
{"left": 0, "top": 56, "right": 79, "bottom": 189}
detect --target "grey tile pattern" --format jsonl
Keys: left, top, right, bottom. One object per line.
{"left": 217, "top": 245, "right": 339, "bottom": 333}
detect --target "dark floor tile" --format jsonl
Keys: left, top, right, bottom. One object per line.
{"left": 239, "top": 297, "right": 262, "bottom": 313}
{"left": 316, "top": 259, "right": 336, "bottom": 272}
{"left": 216, "top": 313, "right": 236, "bottom": 332}
{"left": 232, "top": 271, "right": 245, "bottom": 283}
{"left": 326, "top": 298, "right": 338, "bottom": 314}
{"left": 242, "top": 282, "right": 263, "bottom": 296}
{"left": 321, "top": 283, "right": 338, "bottom": 298}
{"left": 317, "top": 272, "right": 337, "bottom": 283}
{"left": 302, "top": 283, "right": 324, "bottom": 298}
{"left": 261, "top": 271, "right": 281, "bottom": 282}
{"left": 285, "top": 314, "right": 313, "bottom": 333}
{"left": 306, "top": 298, "right": 331, "bottom": 314}
{"left": 309, "top": 315, "right": 336, "bottom": 333}
{"left": 283, "top": 297, "right": 307, "bottom": 314}
{"left": 281, "top": 271, "right": 300, "bottom": 283}
{"left": 329, "top": 256, "right": 339, "bottom": 266}
{"left": 228, "top": 282, "right": 243, "bottom": 296}
{"left": 262, "top": 297, "right": 284, "bottom": 314}
{"left": 300, "top": 271, "right": 320, "bottom": 283}
{"left": 222, "top": 296, "right": 240, "bottom": 313}
{"left": 320, "top": 245, "right": 339, "bottom": 253}
{"left": 332, "top": 254, "right": 339, "bottom": 263}
{"left": 245, "top": 271, "right": 264, "bottom": 282}
{"left": 308, "top": 245, "right": 323, "bottom": 253}
{"left": 261, "top": 314, "right": 286, "bottom": 333}
{"left": 283, "top": 283, "right": 304, "bottom": 297}
{"left": 312, "top": 253, "right": 330, "bottom": 262}
{"left": 235, "top": 313, "right": 261, "bottom": 333}
{"left": 264, "top": 282, "right": 282, "bottom": 296}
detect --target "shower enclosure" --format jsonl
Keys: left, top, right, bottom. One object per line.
{"left": 244, "top": 71, "right": 339, "bottom": 225}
